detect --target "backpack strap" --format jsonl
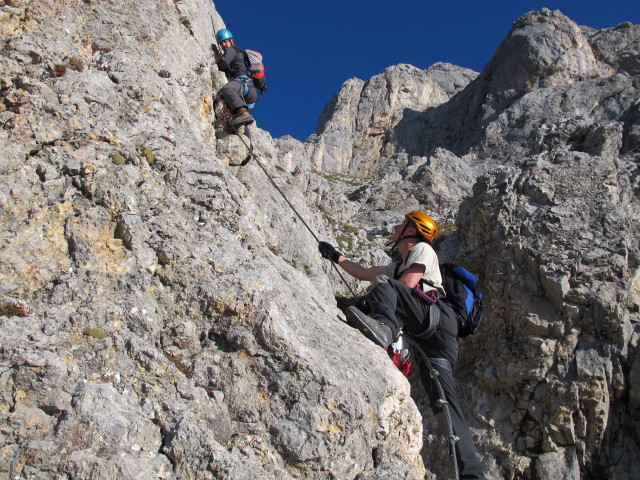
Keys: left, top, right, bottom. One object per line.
{"left": 393, "top": 262, "right": 401, "bottom": 279}
{"left": 227, "top": 45, "right": 251, "bottom": 78}
{"left": 234, "top": 45, "right": 252, "bottom": 73}
{"left": 411, "top": 303, "right": 440, "bottom": 340}
{"left": 427, "top": 357, "right": 452, "bottom": 372}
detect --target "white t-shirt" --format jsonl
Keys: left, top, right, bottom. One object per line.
{"left": 379, "top": 242, "right": 445, "bottom": 295}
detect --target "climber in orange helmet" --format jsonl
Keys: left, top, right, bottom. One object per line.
{"left": 319, "top": 211, "right": 485, "bottom": 479}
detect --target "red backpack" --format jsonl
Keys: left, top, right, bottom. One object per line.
{"left": 242, "top": 48, "right": 267, "bottom": 93}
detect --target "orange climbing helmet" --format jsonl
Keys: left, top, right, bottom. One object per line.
{"left": 405, "top": 211, "right": 438, "bottom": 243}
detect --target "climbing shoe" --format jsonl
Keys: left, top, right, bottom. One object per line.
{"left": 230, "top": 108, "right": 254, "bottom": 127}
{"left": 346, "top": 306, "right": 393, "bottom": 348}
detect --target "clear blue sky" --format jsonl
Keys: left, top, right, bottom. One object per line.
{"left": 213, "top": 1, "right": 639, "bottom": 142}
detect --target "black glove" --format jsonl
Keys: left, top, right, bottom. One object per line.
{"left": 318, "top": 241, "right": 342, "bottom": 263}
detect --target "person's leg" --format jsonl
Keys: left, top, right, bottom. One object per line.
{"left": 419, "top": 358, "right": 485, "bottom": 479}
{"left": 367, "top": 279, "right": 432, "bottom": 336}
{"left": 219, "top": 81, "right": 245, "bottom": 112}
{"left": 347, "top": 279, "right": 432, "bottom": 348}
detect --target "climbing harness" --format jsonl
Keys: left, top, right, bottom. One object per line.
{"left": 227, "top": 122, "right": 358, "bottom": 298}
{"left": 236, "top": 76, "right": 256, "bottom": 109}
{"left": 403, "top": 334, "right": 461, "bottom": 480}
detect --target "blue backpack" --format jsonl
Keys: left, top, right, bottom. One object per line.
{"left": 440, "top": 263, "right": 484, "bottom": 337}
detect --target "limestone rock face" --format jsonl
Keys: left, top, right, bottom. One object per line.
{"left": 0, "top": 1, "right": 423, "bottom": 479}
{"left": 308, "top": 63, "right": 478, "bottom": 177}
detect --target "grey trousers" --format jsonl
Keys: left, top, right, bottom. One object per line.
{"left": 219, "top": 78, "right": 257, "bottom": 113}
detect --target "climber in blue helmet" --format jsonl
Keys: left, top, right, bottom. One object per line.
{"left": 214, "top": 28, "right": 256, "bottom": 128}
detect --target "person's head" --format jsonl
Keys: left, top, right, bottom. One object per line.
{"left": 392, "top": 211, "right": 438, "bottom": 245}
{"left": 215, "top": 29, "right": 234, "bottom": 50}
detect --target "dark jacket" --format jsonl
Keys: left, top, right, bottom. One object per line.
{"left": 216, "top": 45, "right": 249, "bottom": 80}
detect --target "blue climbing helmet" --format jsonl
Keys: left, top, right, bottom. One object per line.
{"left": 215, "top": 29, "right": 233, "bottom": 43}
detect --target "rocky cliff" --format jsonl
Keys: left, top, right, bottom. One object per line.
{"left": 1, "top": 2, "right": 638, "bottom": 480}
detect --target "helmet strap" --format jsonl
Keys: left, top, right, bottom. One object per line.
{"left": 393, "top": 222, "right": 422, "bottom": 246}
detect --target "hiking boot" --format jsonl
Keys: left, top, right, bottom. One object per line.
{"left": 346, "top": 306, "right": 393, "bottom": 348}
{"left": 230, "top": 108, "right": 254, "bottom": 127}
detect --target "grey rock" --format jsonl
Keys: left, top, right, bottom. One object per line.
{"left": 589, "top": 21, "right": 640, "bottom": 76}
{"left": 1, "top": 1, "right": 424, "bottom": 479}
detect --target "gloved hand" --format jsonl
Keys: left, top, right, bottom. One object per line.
{"left": 318, "top": 241, "right": 342, "bottom": 263}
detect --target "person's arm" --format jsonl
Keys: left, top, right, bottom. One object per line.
{"left": 337, "top": 257, "right": 382, "bottom": 282}
{"left": 318, "top": 241, "right": 382, "bottom": 281}
{"left": 216, "top": 47, "right": 236, "bottom": 72}
{"left": 397, "top": 263, "right": 425, "bottom": 288}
